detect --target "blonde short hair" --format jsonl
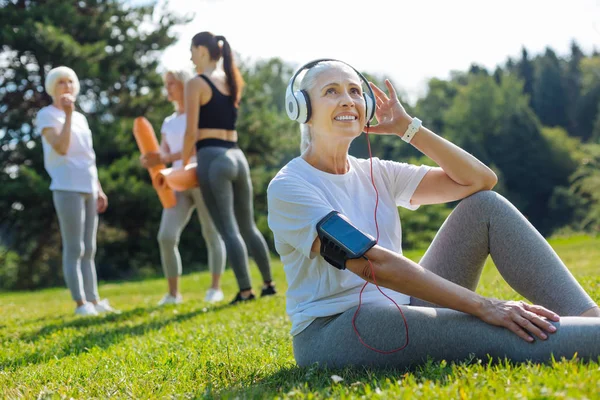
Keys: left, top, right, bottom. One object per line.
{"left": 162, "top": 69, "right": 193, "bottom": 86}
{"left": 44, "top": 66, "right": 80, "bottom": 99}
{"left": 163, "top": 69, "right": 193, "bottom": 110}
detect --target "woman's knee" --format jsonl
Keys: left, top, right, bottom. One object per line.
{"left": 205, "top": 234, "right": 225, "bottom": 253}
{"left": 82, "top": 243, "right": 96, "bottom": 260}
{"left": 221, "top": 231, "right": 244, "bottom": 249}
{"left": 157, "top": 228, "right": 179, "bottom": 248}
{"left": 63, "top": 240, "right": 84, "bottom": 259}
{"left": 466, "top": 190, "right": 500, "bottom": 203}
{"left": 460, "top": 190, "right": 507, "bottom": 213}
{"left": 238, "top": 224, "right": 260, "bottom": 241}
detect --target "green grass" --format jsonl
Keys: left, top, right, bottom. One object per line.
{"left": 1, "top": 235, "right": 599, "bottom": 399}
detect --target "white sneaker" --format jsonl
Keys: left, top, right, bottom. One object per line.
{"left": 94, "top": 299, "right": 121, "bottom": 314}
{"left": 204, "top": 288, "right": 224, "bottom": 303}
{"left": 75, "top": 303, "right": 99, "bottom": 316}
{"left": 158, "top": 293, "right": 182, "bottom": 306}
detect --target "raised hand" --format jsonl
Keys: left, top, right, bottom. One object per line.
{"left": 367, "top": 80, "right": 412, "bottom": 136}
{"left": 59, "top": 94, "right": 76, "bottom": 116}
{"left": 477, "top": 299, "right": 560, "bottom": 342}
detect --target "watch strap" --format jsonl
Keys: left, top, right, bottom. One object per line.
{"left": 401, "top": 117, "right": 422, "bottom": 143}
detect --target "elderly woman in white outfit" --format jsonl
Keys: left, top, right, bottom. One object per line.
{"left": 140, "top": 69, "right": 226, "bottom": 305}
{"left": 35, "top": 66, "right": 118, "bottom": 316}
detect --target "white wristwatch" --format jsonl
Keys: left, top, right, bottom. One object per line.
{"left": 401, "top": 117, "right": 422, "bottom": 143}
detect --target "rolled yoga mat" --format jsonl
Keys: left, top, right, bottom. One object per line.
{"left": 155, "top": 163, "right": 199, "bottom": 192}
{"left": 132, "top": 116, "right": 177, "bottom": 208}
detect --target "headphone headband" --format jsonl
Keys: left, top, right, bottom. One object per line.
{"left": 285, "top": 58, "right": 376, "bottom": 124}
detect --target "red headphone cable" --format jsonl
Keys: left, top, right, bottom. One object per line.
{"left": 350, "top": 126, "right": 410, "bottom": 353}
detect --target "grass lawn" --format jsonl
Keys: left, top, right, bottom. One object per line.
{"left": 1, "top": 235, "right": 599, "bottom": 399}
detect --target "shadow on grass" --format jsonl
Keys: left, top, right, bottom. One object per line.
{"left": 18, "top": 299, "right": 245, "bottom": 342}
{"left": 213, "top": 358, "right": 469, "bottom": 399}
{"left": 19, "top": 305, "right": 161, "bottom": 342}
{"left": 4, "top": 302, "right": 234, "bottom": 370}
{"left": 215, "top": 353, "right": 600, "bottom": 399}
{"left": 1, "top": 314, "right": 68, "bottom": 331}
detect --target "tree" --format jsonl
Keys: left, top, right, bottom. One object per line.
{"left": 574, "top": 56, "right": 600, "bottom": 142}
{"left": 0, "top": 0, "right": 190, "bottom": 288}
{"left": 537, "top": 126, "right": 582, "bottom": 231}
{"left": 493, "top": 66, "right": 503, "bottom": 84}
{"left": 532, "top": 48, "right": 569, "bottom": 130}
{"left": 517, "top": 47, "right": 534, "bottom": 104}
{"left": 560, "top": 144, "right": 600, "bottom": 232}
{"left": 443, "top": 75, "right": 501, "bottom": 164}
{"left": 468, "top": 64, "right": 489, "bottom": 77}
{"left": 505, "top": 57, "right": 516, "bottom": 73}
{"left": 565, "top": 40, "right": 585, "bottom": 135}
{"left": 591, "top": 103, "right": 600, "bottom": 143}
{"left": 443, "top": 74, "right": 578, "bottom": 234}
{"left": 415, "top": 78, "right": 458, "bottom": 135}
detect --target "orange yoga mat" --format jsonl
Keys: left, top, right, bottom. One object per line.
{"left": 155, "top": 163, "right": 199, "bottom": 192}
{"left": 132, "top": 117, "right": 177, "bottom": 208}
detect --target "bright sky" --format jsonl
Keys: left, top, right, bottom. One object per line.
{"left": 159, "top": 0, "right": 600, "bottom": 103}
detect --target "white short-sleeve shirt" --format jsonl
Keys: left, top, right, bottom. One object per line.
{"left": 161, "top": 112, "right": 195, "bottom": 169}
{"left": 267, "top": 155, "right": 431, "bottom": 336}
{"left": 35, "top": 105, "right": 98, "bottom": 194}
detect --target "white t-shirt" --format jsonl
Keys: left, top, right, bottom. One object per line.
{"left": 267, "top": 155, "right": 431, "bottom": 336}
{"left": 161, "top": 112, "right": 195, "bottom": 169}
{"left": 35, "top": 105, "right": 98, "bottom": 194}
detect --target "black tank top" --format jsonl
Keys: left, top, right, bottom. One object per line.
{"left": 197, "top": 74, "right": 237, "bottom": 130}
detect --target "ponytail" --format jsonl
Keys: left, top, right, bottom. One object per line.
{"left": 192, "top": 32, "right": 245, "bottom": 107}
{"left": 217, "top": 36, "right": 245, "bottom": 107}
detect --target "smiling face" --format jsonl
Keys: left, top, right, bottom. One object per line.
{"left": 164, "top": 72, "right": 184, "bottom": 103}
{"left": 305, "top": 63, "right": 366, "bottom": 142}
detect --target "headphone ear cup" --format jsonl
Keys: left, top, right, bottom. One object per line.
{"left": 295, "top": 90, "right": 311, "bottom": 124}
{"left": 364, "top": 93, "right": 375, "bottom": 122}
{"left": 285, "top": 85, "right": 300, "bottom": 121}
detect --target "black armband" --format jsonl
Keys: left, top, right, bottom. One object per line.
{"left": 316, "top": 211, "right": 377, "bottom": 270}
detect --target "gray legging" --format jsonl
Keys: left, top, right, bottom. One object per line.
{"left": 293, "top": 191, "right": 600, "bottom": 369}
{"left": 52, "top": 190, "right": 99, "bottom": 303}
{"left": 196, "top": 142, "right": 272, "bottom": 291}
{"left": 157, "top": 188, "right": 226, "bottom": 278}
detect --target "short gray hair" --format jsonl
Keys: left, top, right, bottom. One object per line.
{"left": 163, "top": 69, "right": 193, "bottom": 111}
{"left": 44, "top": 66, "right": 80, "bottom": 99}
{"left": 163, "top": 69, "right": 193, "bottom": 85}
{"left": 297, "top": 61, "right": 354, "bottom": 153}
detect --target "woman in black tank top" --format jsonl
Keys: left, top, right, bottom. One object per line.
{"left": 195, "top": 74, "right": 237, "bottom": 131}
{"left": 182, "top": 31, "right": 276, "bottom": 304}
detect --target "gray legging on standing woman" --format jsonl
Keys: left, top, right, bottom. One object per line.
{"left": 52, "top": 190, "right": 99, "bottom": 302}
{"left": 195, "top": 139, "right": 272, "bottom": 291}
{"left": 294, "top": 191, "right": 600, "bottom": 369}
{"left": 157, "top": 187, "right": 226, "bottom": 278}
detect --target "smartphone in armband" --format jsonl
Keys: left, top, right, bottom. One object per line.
{"left": 316, "top": 211, "right": 377, "bottom": 270}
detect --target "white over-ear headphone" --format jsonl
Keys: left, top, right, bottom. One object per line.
{"left": 285, "top": 58, "right": 376, "bottom": 124}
